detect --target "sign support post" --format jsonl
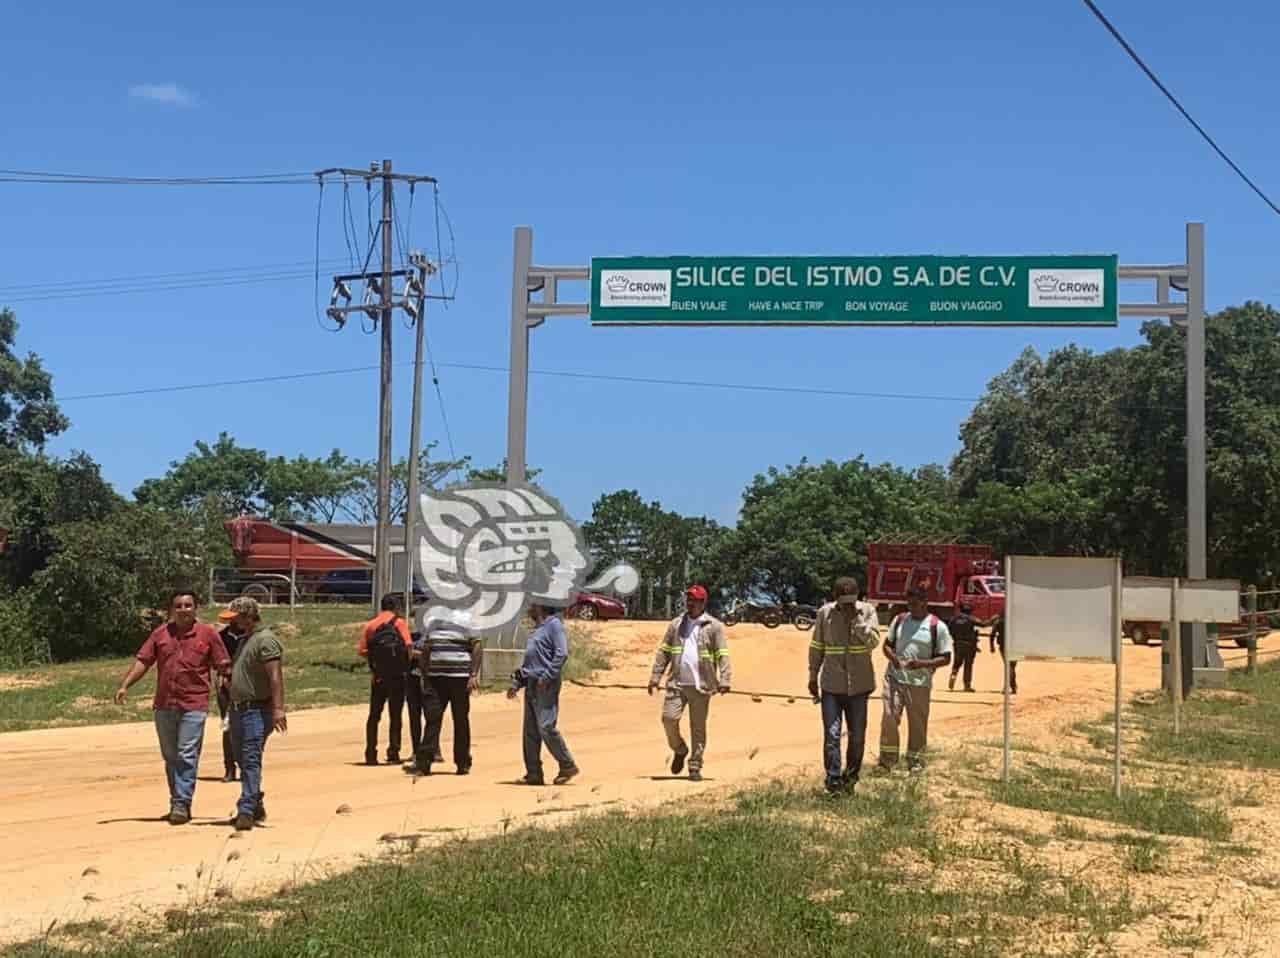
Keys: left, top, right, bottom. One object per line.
{"left": 1002, "top": 556, "right": 1013, "bottom": 785}
{"left": 1171, "top": 578, "right": 1182, "bottom": 735}
{"left": 1113, "top": 557, "right": 1123, "bottom": 799}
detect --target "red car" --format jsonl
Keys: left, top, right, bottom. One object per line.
{"left": 567, "top": 592, "right": 626, "bottom": 621}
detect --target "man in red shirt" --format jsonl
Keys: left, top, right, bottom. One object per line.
{"left": 114, "top": 590, "right": 231, "bottom": 825}
{"left": 358, "top": 592, "right": 414, "bottom": 765}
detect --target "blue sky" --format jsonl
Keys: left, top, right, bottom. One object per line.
{"left": 2, "top": 0, "right": 1277, "bottom": 525}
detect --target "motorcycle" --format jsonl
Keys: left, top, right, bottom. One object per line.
{"left": 786, "top": 603, "right": 818, "bottom": 631}
{"left": 722, "top": 598, "right": 784, "bottom": 629}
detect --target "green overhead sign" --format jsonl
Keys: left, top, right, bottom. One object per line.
{"left": 590, "top": 255, "right": 1118, "bottom": 326}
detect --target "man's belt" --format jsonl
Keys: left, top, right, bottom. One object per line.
{"left": 230, "top": 698, "right": 273, "bottom": 711}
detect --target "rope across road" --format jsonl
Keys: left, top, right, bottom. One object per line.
{"left": 566, "top": 678, "right": 998, "bottom": 707}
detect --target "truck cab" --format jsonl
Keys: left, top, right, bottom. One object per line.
{"left": 866, "top": 542, "right": 1006, "bottom": 625}
{"left": 958, "top": 574, "right": 1005, "bottom": 625}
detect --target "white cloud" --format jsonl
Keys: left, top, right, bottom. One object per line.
{"left": 128, "top": 83, "right": 196, "bottom": 107}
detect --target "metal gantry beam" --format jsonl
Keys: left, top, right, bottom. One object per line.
{"left": 503, "top": 226, "right": 1213, "bottom": 686}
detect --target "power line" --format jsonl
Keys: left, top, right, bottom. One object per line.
{"left": 55, "top": 355, "right": 1211, "bottom": 413}
{"left": 1, "top": 268, "right": 335, "bottom": 304}
{"left": 1081, "top": 0, "right": 1280, "bottom": 216}
{"left": 55, "top": 359, "right": 983, "bottom": 405}
{"left": 0, "top": 168, "right": 315, "bottom": 185}
{"left": 0, "top": 258, "right": 350, "bottom": 295}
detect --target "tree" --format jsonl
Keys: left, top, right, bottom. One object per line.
{"left": 465, "top": 460, "right": 542, "bottom": 484}
{"left": 134, "top": 433, "right": 271, "bottom": 516}
{"left": 0, "top": 451, "right": 120, "bottom": 590}
{"left": 952, "top": 302, "right": 1280, "bottom": 582}
{"left": 342, "top": 444, "right": 472, "bottom": 524}
{"left": 730, "top": 458, "right": 963, "bottom": 604}
{"left": 0, "top": 309, "right": 68, "bottom": 451}
{"left": 26, "top": 504, "right": 207, "bottom": 660}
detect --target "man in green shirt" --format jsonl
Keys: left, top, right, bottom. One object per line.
{"left": 219, "top": 596, "right": 287, "bottom": 831}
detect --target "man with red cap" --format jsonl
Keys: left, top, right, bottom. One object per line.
{"left": 648, "top": 585, "right": 731, "bottom": 781}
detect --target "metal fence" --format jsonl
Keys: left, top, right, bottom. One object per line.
{"left": 1242, "top": 586, "right": 1280, "bottom": 673}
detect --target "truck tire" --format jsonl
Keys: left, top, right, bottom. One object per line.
{"left": 242, "top": 583, "right": 270, "bottom": 602}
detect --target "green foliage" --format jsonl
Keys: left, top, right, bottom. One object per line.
{"left": 25, "top": 505, "right": 207, "bottom": 660}
{"left": 0, "top": 450, "right": 120, "bottom": 590}
{"left": 0, "top": 309, "right": 68, "bottom": 450}
{"left": 989, "top": 761, "right": 1231, "bottom": 841}
{"left": 581, "top": 490, "right": 727, "bottom": 612}
{"left": 727, "top": 458, "right": 960, "bottom": 604}
{"left": 953, "top": 303, "right": 1280, "bottom": 581}
{"left": 464, "top": 459, "right": 542, "bottom": 483}
{"left": 134, "top": 434, "right": 470, "bottom": 523}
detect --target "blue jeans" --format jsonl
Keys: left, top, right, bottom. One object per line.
{"left": 230, "top": 704, "right": 273, "bottom": 817}
{"left": 154, "top": 709, "right": 207, "bottom": 808}
{"left": 820, "top": 691, "right": 868, "bottom": 785}
{"left": 522, "top": 678, "right": 575, "bottom": 778}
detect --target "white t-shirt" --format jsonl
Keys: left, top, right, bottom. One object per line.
{"left": 677, "top": 616, "right": 703, "bottom": 691}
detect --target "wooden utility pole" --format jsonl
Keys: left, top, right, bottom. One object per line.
{"left": 375, "top": 159, "right": 394, "bottom": 605}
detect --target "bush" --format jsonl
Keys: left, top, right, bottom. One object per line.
{"left": 25, "top": 505, "right": 207, "bottom": 660}
{"left": 0, "top": 589, "right": 46, "bottom": 667}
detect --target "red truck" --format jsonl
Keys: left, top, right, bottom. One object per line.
{"left": 865, "top": 543, "right": 1006, "bottom": 624}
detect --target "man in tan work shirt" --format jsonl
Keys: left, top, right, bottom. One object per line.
{"left": 808, "top": 576, "right": 880, "bottom": 793}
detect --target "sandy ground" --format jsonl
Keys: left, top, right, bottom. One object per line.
{"left": 0, "top": 621, "right": 1270, "bottom": 945}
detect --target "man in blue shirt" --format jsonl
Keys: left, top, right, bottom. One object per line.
{"left": 507, "top": 602, "right": 580, "bottom": 786}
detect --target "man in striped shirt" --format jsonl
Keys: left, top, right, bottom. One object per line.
{"left": 412, "top": 612, "right": 482, "bottom": 775}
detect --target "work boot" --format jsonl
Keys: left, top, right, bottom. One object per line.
{"left": 517, "top": 773, "right": 545, "bottom": 786}
{"left": 385, "top": 753, "right": 400, "bottom": 765}
{"left": 233, "top": 812, "right": 254, "bottom": 831}
{"left": 553, "top": 766, "right": 580, "bottom": 786}
{"left": 364, "top": 753, "right": 378, "bottom": 766}
{"left": 688, "top": 770, "right": 703, "bottom": 782}
{"left": 670, "top": 750, "right": 688, "bottom": 775}
{"left": 948, "top": 671, "right": 957, "bottom": 691}
{"left": 253, "top": 793, "right": 266, "bottom": 824}
{"left": 168, "top": 803, "right": 191, "bottom": 826}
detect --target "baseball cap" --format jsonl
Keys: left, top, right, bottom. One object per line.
{"left": 685, "top": 585, "right": 708, "bottom": 601}
{"left": 218, "top": 596, "right": 261, "bottom": 621}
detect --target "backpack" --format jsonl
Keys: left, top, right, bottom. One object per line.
{"left": 891, "top": 612, "right": 939, "bottom": 658}
{"left": 368, "top": 619, "right": 409, "bottom": 680}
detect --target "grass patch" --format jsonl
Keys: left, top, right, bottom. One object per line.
{"left": 988, "top": 820, "right": 1052, "bottom": 848}
{"left": 10, "top": 774, "right": 1146, "bottom": 958}
{"left": 1135, "top": 658, "right": 1280, "bottom": 770}
{"left": 1119, "top": 835, "right": 1169, "bottom": 874}
{"left": 1052, "top": 818, "right": 1092, "bottom": 841}
{"left": 988, "top": 761, "right": 1231, "bottom": 841}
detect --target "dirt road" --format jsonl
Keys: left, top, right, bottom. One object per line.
{"left": 0, "top": 620, "right": 1260, "bottom": 944}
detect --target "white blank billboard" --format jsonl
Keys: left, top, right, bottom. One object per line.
{"left": 1007, "top": 556, "right": 1119, "bottom": 662}
{"left": 1122, "top": 577, "right": 1241, "bottom": 623}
